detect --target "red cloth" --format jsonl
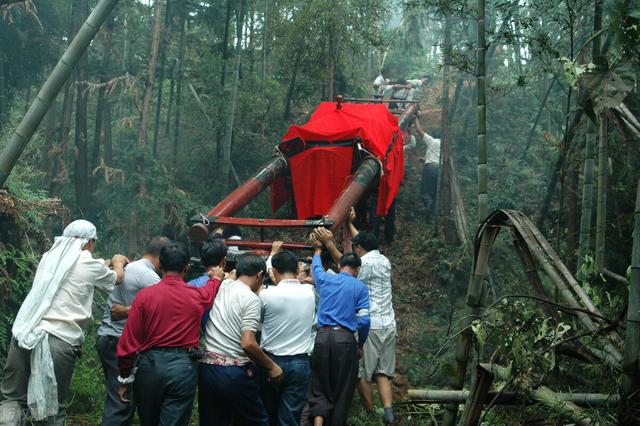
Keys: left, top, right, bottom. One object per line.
{"left": 273, "top": 102, "right": 403, "bottom": 217}
{"left": 117, "top": 275, "right": 221, "bottom": 376}
{"left": 289, "top": 146, "right": 353, "bottom": 219}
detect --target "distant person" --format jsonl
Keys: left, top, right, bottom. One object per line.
{"left": 198, "top": 254, "right": 283, "bottom": 426}
{"left": 351, "top": 231, "right": 396, "bottom": 425}
{"left": 259, "top": 250, "right": 317, "bottom": 425}
{"left": 96, "top": 236, "right": 168, "bottom": 426}
{"left": 116, "top": 242, "right": 224, "bottom": 426}
{"left": 307, "top": 231, "right": 370, "bottom": 426}
{"left": 0, "top": 220, "right": 126, "bottom": 425}
{"left": 406, "top": 119, "right": 441, "bottom": 222}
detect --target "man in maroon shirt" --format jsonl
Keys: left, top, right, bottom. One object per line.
{"left": 116, "top": 241, "right": 224, "bottom": 426}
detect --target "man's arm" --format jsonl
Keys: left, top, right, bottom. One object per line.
{"left": 241, "top": 331, "right": 283, "bottom": 380}
{"left": 356, "top": 285, "right": 371, "bottom": 348}
{"left": 116, "top": 297, "right": 147, "bottom": 402}
{"left": 110, "top": 254, "right": 128, "bottom": 284}
{"left": 347, "top": 207, "right": 359, "bottom": 239}
{"left": 314, "top": 227, "right": 342, "bottom": 264}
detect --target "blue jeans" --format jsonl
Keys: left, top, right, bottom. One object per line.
{"left": 134, "top": 349, "right": 197, "bottom": 426}
{"left": 259, "top": 354, "right": 311, "bottom": 426}
{"left": 198, "top": 363, "right": 268, "bottom": 426}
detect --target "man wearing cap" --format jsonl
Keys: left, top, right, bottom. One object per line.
{"left": 0, "top": 220, "right": 127, "bottom": 426}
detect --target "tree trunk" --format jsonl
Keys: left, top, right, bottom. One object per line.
{"left": 74, "top": 0, "right": 90, "bottom": 214}
{"left": 566, "top": 160, "right": 579, "bottom": 268}
{"left": 0, "top": 55, "right": 6, "bottom": 123}
{"left": 220, "top": 0, "right": 232, "bottom": 87}
{"left": 152, "top": 0, "right": 171, "bottom": 158}
{"left": 283, "top": 52, "right": 300, "bottom": 120}
{"left": 594, "top": 112, "right": 608, "bottom": 272}
{"left": 91, "top": 18, "right": 113, "bottom": 195}
{"left": 327, "top": 31, "right": 335, "bottom": 101}
{"left": 440, "top": 16, "right": 454, "bottom": 242}
{"left": 477, "top": 0, "right": 488, "bottom": 223}
{"left": 137, "top": 0, "right": 164, "bottom": 147}
{"left": 221, "top": 0, "right": 245, "bottom": 189}
{"left": 262, "top": 0, "right": 269, "bottom": 79}
{"left": 172, "top": 9, "right": 186, "bottom": 163}
{"left": 103, "top": 93, "right": 113, "bottom": 166}
{"left": 619, "top": 178, "right": 640, "bottom": 424}
{"left": 165, "top": 58, "right": 176, "bottom": 137}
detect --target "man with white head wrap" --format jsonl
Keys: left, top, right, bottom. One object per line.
{"left": 0, "top": 220, "right": 127, "bottom": 426}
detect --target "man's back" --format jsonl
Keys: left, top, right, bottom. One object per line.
{"left": 359, "top": 250, "right": 395, "bottom": 329}
{"left": 204, "top": 279, "right": 261, "bottom": 363}
{"left": 128, "top": 275, "right": 216, "bottom": 350}
{"left": 39, "top": 250, "right": 116, "bottom": 345}
{"left": 98, "top": 258, "right": 160, "bottom": 337}
{"left": 260, "top": 280, "right": 316, "bottom": 356}
{"left": 313, "top": 258, "right": 369, "bottom": 331}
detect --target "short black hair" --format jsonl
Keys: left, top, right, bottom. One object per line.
{"left": 144, "top": 236, "right": 169, "bottom": 257}
{"left": 236, "top": 254, "right": 267, "bottom": 278}
{"left": 271, "top": 250, "right": 298, "bottom": 275}
{"left": 352, "top": 231, "right": 379, "bottom": 252}
{"left": 200, "top": 238, "right": 228, "bottom": 267}
{"left": 159, "top": 241, "right": 189, "bottom": 272}
{"left": 339, "top": 252, "right": 361, "bottom": 269}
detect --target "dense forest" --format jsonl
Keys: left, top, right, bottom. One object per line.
{"left": 0, "top": 0, "right": 639, "bottom": 424}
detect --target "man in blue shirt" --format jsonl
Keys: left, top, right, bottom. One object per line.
{"left": 189, "top": 238, "right": 228, "bottom": 288}
{"left": 307, "top": 233, "right": 370, "bottom": 426}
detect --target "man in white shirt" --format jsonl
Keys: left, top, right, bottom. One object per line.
{"left": 259, "top": 250, "right": 316, "bottom": 426}
{"left": 406, "top": 119, "right": 441, "bottom": 222}
{"left": 352, "top": 231, "right": 396, "bottom": 425}
{"left": 0, "top": 220, "right": 126, "bottom": 426}
{"left": 198, "top": 254, "right": 283, "bottom": 425}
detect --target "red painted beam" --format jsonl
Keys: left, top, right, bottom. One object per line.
{"left": 207, "top": 156, "right": 288, "bottom": 217}
{"left": 200, "top": 216, "right": 334, "bottom": 229}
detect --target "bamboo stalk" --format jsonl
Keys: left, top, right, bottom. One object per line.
{"left": 619, "top": 179, "right": 640, "bottom": 424}
{"left": 0, "top": 0, "right": 120, "bottom": 188}
{"left": 577, "top": 121, "right": 596, "bottom": 277}
{"left": 477, "top": 0, "right": 488, "bottom": 223}
{"left": 408, "top": 389, "right": 619, "bottom": 407}
{"left": 595, "top": 113, "right": 608, "bottom": 272}
{"left": 488, "top": 364, "right": 593, "bottom": 425}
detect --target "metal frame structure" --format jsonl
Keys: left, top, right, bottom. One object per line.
{"left": 188, "top": 100, "right": 419, "bottom": 250}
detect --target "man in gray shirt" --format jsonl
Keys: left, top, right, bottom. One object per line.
{"left": 96, "top": 236, "right": 167, "bottom": 426}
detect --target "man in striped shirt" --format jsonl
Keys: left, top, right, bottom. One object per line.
{"left": 351, "top": 231, "right": 396, "bottom": 425}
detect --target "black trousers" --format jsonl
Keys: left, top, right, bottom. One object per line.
{"left": 308, "top": 330, "right": 358, "bottom": 426}
{"left": 134, "top": 349, "right": 197, "bottom": 426}
{"left": 96, "top": 335, "right": 136, "bottom": 426}
{"left": 420, "top": 163, "right": 439, "bottom": 221}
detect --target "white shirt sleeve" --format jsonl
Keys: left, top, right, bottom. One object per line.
{"left": 92, "top": 259, "right": 117, "bottom": 293}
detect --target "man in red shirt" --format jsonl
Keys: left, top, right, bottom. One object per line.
{"left": 116, "top": 241, "right": 224, "bottom": 426}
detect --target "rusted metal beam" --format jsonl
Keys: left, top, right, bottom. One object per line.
{"left": 189, "top": 156, "right": 288, "bottom": 242}
{"left": 191, "top": 216, "right": 334, "bottom": 229}
{"left": 326, "top": 158, "right": 380, "bottom": 233}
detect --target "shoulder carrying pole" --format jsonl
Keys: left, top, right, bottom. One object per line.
{"left": 0, "top": 0, "right": 120, "bottom": 188}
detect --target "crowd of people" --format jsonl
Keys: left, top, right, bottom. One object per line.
{"left": 0, "top": 207, "right": 398, "bottom": 426}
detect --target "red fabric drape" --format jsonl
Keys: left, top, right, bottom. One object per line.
{"left": 272, "top": 102, "right": 404, "bottom": 218}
